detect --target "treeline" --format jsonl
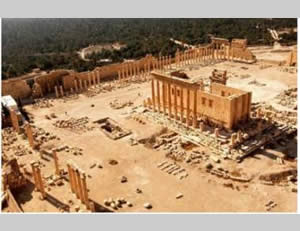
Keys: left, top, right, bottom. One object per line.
{"left": 2, "top": 18, "right": 297, "bottom": 79}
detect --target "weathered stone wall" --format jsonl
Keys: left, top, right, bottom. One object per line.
{"left": 210, "top": 82, "right": 247, "bottom": 97}
{"left": 2, "top": 79, "right": 32, "bottom": 99}
{"left": 35, "top": 70, "right": 71, "bottom": 94}
{"left": 2, "top": 70, "right": 71, "bottom": 99}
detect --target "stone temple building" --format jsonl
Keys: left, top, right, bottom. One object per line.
{"left": 147, "top": 71, "right": 252, "bottom": 130}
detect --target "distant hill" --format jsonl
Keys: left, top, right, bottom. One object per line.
{"left": 2, "top": 18, "right": 297, "bottom": 79}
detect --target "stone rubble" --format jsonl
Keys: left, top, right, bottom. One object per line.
{"left": 274, "top": 88, "right": 297, "bottom": 110}
{"left": 109, "top": 99, "right": 133, "bottom": 109}
{"left": 53, "top": 117, "right": 95, "bottom": 133}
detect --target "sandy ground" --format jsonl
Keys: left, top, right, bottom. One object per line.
{"left": 3, "top": 50, "right": 297, "bottom": 213}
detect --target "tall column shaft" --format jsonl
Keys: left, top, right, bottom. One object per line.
{"left": 55, "top": 86, "right": 59, "bottom": 98}
{"left": 31, "top": 162, "right": 39, "bottom": 192}
{"left": 186, "top": 89, "right": 190, "bottom": 127}
{"left": 180, "top": 87, "right": 184, "bottom": 122}
{"left": 75, "top": 169, "right": 84, "bottom": 202}
{"left": 25, "top": 124, "right": 35, "bottom": 148}
{"left": 193, "top": 90, "right": 197, "bottom": 128}
{"left": 156, "top": 80, "right": 161, "bottom": 113}
{"left": 168, "top": 83, "right": 172, "bottom": 118}
{"left": 67, "top": 163, "right": 76, "bottom": 194}
{"left": 162, "top": 81, "right": 166, "bottom": 115}
{"left": 80, "top": 172, "right": 90, "bottom": 210}
{"left": 36, "top": 167, "right": 46, "bottom": 199}
{"left": 151, "top": 79, "right": 156, "bottom": 111}
{"left": 174, "top": 85, "right": 178, "bottom": 120}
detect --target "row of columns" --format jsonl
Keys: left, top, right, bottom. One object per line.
{"left": 152, "top": 55, "right": 172, "bottom": 71}
{"left": 118, "top": 60, "right": 152, "bottom": 83}
{"left": 67, "top": 162, "right": 95, "bottom": 212}
{"left": 228, "top": 47, "right": 255, "bottom": 63}
{"left": 147, "top": 78, "right": 198, "bottom": 128}
{"left": 174, "top": 47, "right": 215, "bottom": 68}
{"left": 214, "top": 43, "right": 228, "bottom": 60}
{"left": 54, "top": 71, "right": 102, "bottom": 98}
{"left": 31, "top": 161, "right": 46, "bottom": 200}
{"left": 174, "top": 44, "right": 254, "bottom": 68}
{"left": 146, "top": 79, "right": 231, "bottom": 138}
{"left": 118, "top": 55, "right": 174, "bottom": 83}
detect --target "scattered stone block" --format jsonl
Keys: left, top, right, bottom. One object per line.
{"left": 176, "top": 193, "right": 183, "bottom": 199}
{"left": 144, "top": 203, "right": 152, "bottom": 209}
{"left": 121, "top": 176, "right": 128, "bottom": 183}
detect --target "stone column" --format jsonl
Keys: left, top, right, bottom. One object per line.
{"left": 80, "top": 171, "right": 90, "bottom": 210}
{"left": 31, "top": 162, "right": 39, "bottom": 192}
{"left": 67, "top": 163, "right": 76, "bottom": 194}
{"left": 186, "top": 89, "right": 190, "bottom": 127}
{"left": 55, "top": 86, "right": 59, "bottom": 98}
{"left": 185, "top": 52, "right": 187, "bottom": 65}
{"left": 74, "top": 80, "right": 79, "bottom": 93}
{"left": 151, "top": 79, "right": 156, "bottom": 112}
{"left": 193, "top": 89, "right": 197, "bottom": 128}
{"left": 121, "top": 65, "right": 125, "bottom": 82}
{"left": 126, "top": 64, "right": 129, "bottom": 80}
{"left": 36, "top": 166, "right": 46, "bottom": 199}
{"left": 59, "top": 85, "right": 64, "bottom": 97}
{"left": 92, "top": 72, "right": 96, "bottom": 86}
{"left": 95, "top": 71, "right": 99, "bottom": 85}
{"left": 156, "top": 80, "right": 161, "bottom": 113}
{"left": 79, "top": 80, "right": 83, "bottom": 91}
{"left": 25, "top": 123, "right": 35, "bottom": 148}
{"left": 53, "top": 150, "right": 60, "bottom": 176}
{"left": 71, "top": 165, "right": 80, "bottom": 199}
{"left": 174, "top": 85, "right": 178, "bottom": 120}
{"left": 128, "top": 63, "right": 131, "bottom": 79}
{"left": 88, "top": 73, "right": 92, "bottom": 87}
{"left": 118, "top": 70, "right": 121, "bottom": 83}
{"left": 144, "top": 64, "right": 147, "bottom": 76}
{"left": 70, "top": 88, "right": 74, "bottom": 94}
{"left": 180, "top": 86, "right": 184, "bottom": 122}
{"left": 133, "top": 63, "right": 136, "bottom": 77}
{"left": 75, "top": 169, "right": 84, "bottom": 203}
{"left": 10, "top": 110, "right": 20, "bottom": 134}
{"left": 162, "top": 81, "right": 166, "bottom": 115}
{"left": 137, "top": 64, "right": 140, "bottom": 80}
{"left": 148, "top": 60, "right": 151, "bottom": 73}
{"left": 168, "top": 83, "right": 172, "bottom": 118}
